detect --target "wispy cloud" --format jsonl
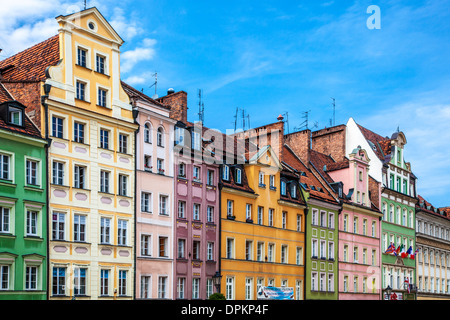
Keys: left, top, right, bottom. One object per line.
{"left": 121, "top": 38, "right": 157, "bottom": 74}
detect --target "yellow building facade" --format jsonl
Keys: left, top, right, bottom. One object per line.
{"left": 43, "top": 8, "right": 138, "bottom": 299}
{"left": 220, "top": 145, "right": 307, "bottom": 300}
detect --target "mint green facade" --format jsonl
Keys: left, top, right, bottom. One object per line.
{"left": 305, "top": 199, "right": 340, "bottom": 300}
{"left": 380, "top": 132, "right": 418, "bottom": 300}
{"left": 0, "top": 129, "right": 48, "bottom": 300}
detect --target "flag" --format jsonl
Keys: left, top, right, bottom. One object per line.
{"left": 405, "top": 277, "right": 410, "bottom": 293}
{"left": 400, "top": 245, "right": 407, "bottom": 259}
{"left": 410, "top": 248, "right": 419, "bottom": 260}
{"left": 385, "top": 243, "right": 395, "bottom": 255}
{"left": 406, "top": 246, "right": 412, "bottom": 257}
{"left": 394, "top": 244, "right": 401, "bottom": 256}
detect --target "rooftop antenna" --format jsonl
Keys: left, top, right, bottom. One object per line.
{"left": 234, "top": 107, "right": 239, "bottom": 132}
{"left": 84, "top": 0, "right": 87, "bottom": 9}
{"left": 294, "top": 110, "right": 311, "bottom": 131}
{"left": 149, "top": 72, "right": 158, "bottom": 98}
{"left": 331, "top": 97, "right": 336, "bottom": 126}
{"left": 282, "top": 112, "right": 290, "bottom": 134}
{"left": 198, "top": 89, "right": 205, "bottom": 123}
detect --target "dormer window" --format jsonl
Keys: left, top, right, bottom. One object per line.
{"left": 8, "top": 106, "right": 23, "bottom": 126}
{"left": 175, "top": 127, "right": 184, "bottom": 146}
{"left": 235, "top": 168, "right": 242, "bottom": 184}
{"left": 222, "top": 165, "right": 230, "bottom": 181}
{"left": 290, "top": 183, "right": 297, "bottom": 199}
{"left": 281, "top": 180, "right": 287, "bottom": 196}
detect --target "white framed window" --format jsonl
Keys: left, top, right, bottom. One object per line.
{"left": 268, "top": 243, "right": 275, "bottom": 262}
{"left": 257, "top": 206, "right": 263, "bottom": 225}
{"left": 178, "top": 162, "right": 185, "bottom": 177}
{"left": 26, "top": 158, "right": 39, "bottom": 186}
{"left": 141, "top": 234, "right": 151, "bottom": 256}
{"left": 297, "top": 214, "right": 302, "bottom": 232}
{"left": 158, "top": 276, "right": 167, "bottom": 299}
{"left": 193, "top": 203, "right": 200, "bottom": 220}
{"left": 73, "top": 267, "right": 87, "bottom": 296}
{"left": 193, "top": 166, "right": 201, "bottom": 181}
{"left": 100, "top": 128, "right": 110, "bottom": 149}
{"left": 282, "top": 211, "right": 287, "bottom": 229}
{"left": 222, "top": 165, "right": 230, "bottom": 181}
{"left": 246, "top": 204, "right": 252, "bottom": 221}
{"left": 141, "top": 192, "right": 152, "bottom": 213}
{"left": 296, "top": 246, "right": 303, "bottom": 265}
{"left": 97, "top": 87, "right": 108, "bottom": 108}
{"left": 192, "top": 278, "right": 200, "bottom": 299}
{"left": 119, "top": 133, "right": 128, "bottom": 154}
{"left": 140, "top": 275, "right": 151, "bottom": 299}
{"left": 226, "top": 277, "right": 235, "bottom": 300}
{"left": 157, "top": 127, "right": 164, "bottom": 147}
{"left": 281, "top": 245, "right": 288, "bottom": 263}
{"left": 311, "top": 272, "right": 318, "bottom": 291}
{"left": 258, "top": 171, "right": 265, "bottom": 186}
{"left": 0, "top": 153, "right": 11, "bottom": 181}
{"left": 312, "top": 239, "right": 318, "bottom": 258}
{"left": 245, "top": 278, "right": 253, "bottom": 300}
{"left": 25, "top": 265, "right": 38, "bottom": 291}
{"left": 52, "top": 161, "right": 64, "bottom": 185}
{"left": 73, "top": 121, "right": 85, "bottom": 144}
{"left": 117, "top": 219, "right": 128, "bottom": 246}
{"left": 257, "top": 242, "right": 264, "bottom": 262}
{"left": 268, "top": 208, "right": 274, "bottom": 226}
{"left": 159, "top": 236, "right": 168, "bottom": 257}
{"left": 100, "top": 170, "right": 110, "bottom": 193}
{"left": 74, "top": 214, "right": 86, "bottom": 242}
{"left": 74, "top": 164, "right": 86, "bottom": 189}
{"left": 207, "top": 206, "right": 214, "bottom": 223}
{"left": 76, "top": 80, "right": 87, "bottom": 101}
{"left": 159, "top": 195, "right": 168, "bottom": 215}
{"left": 226, "top": 238, "right": 234, "bottom": 259}
{"left": 100, "top": 269, "right": 110, "bottom": 296}
{"left": 207, "top": 170, "right": 214, "bottom": 185}
{"left": 100, "top": 217, "right": 111, "bottom": 244}
{"left": 227, "top": 200, "right": 233, "bottom": 217}
{"left": 178, "top": 201, "right": 186, "bottom": 219}
{"left": 77, "top": 46, "right": 88, "bottom": 68}
{"left": 177, "top": 277, "right": 185, "bottom": 299}
{"left": 207, "top": 242, "right": 214, "bottom": 261}
{"left": 245, "top": 240, "right": 253, "bottom": 260}
{"left": 235, "top": 168, "right": 242, "bottom": 184}
{"left": 118, "top": 270, "right": 127, "bottom": 296}
{"left": 118, "top": 174, "right": 128, "bottom": 196}
{"left": 312, "top": 209, "right": 318, "bottom": 226}
{"left": 26, "top": 210, "right": 38, "bottom": 237}
{"left": 52, "top": 212, "right": 65, "bottom": 241}
{"left": 0, "top": 206, "right": 11, "bottom": 234}
{"left": 52, "top": 267, "right": 66, "bottom": 296}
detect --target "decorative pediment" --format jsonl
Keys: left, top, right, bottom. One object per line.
{"left": 56, "top": 7, "right": 124, "bottom": 45}
{"left": 249, "top": 145, "right": 282, "bottom": 170}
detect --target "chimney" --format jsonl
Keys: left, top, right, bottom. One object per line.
{"left": 285, "top": 129, "right": 312, "bottom": 167}
{"left": 157, "top": 90, "right": 188, "bottom": 123}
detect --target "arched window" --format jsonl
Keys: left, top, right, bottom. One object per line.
{"left": 157, "top": 127, "right": 164, "bottom": 147}
{"left": 144, "top": 123, "right": 151, "bottom": 143}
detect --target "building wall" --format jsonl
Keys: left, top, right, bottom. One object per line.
{"left": 0, "top": 132, "right": 47, "bottom": 300}
{"left": 174, "top": 157, "right": 220, "bottom": 300}
{"left": 305, "top": 200, "right": 339, "bottom": 300}
{"left": 45, "top": 9, "right": 137, "bottom": 300}
{"left": 220, "top": 160, "right": 306, "bottom": 300}
{"left": 135, "top": 101, "right": 175, "bottom": 299}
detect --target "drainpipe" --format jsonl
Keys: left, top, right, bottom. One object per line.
{"left": 132, "top": 101, "right": 139, "bottom": 300}
{"left": 218, "top": 178, "right": 223, "bottom": 295}
{"left": 41, "top": 82, "right": 52, "bottom": 300}
{"left": 303, "top": 206, "right": 308, "bottom": 300}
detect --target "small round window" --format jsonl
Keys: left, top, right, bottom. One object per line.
{"left": 88, "top": 22, "right": 95, "bottom": 30}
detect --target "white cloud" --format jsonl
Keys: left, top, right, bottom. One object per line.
{"left": 121, "top": 38, "right": 157, "bottom": 74}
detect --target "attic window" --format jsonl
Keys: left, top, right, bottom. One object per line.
{"left": 8, "top": 106, "right": 23, "bottom": 126}
{"left": 88, "top": 22, "right": 95, "bottom": 30}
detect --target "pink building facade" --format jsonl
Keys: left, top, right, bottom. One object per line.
{"left": 326, "top": 146, "right": 383, "bottom": 300}
{"left": 124, "top": 83, "right": 176, "bottom": 299}
{"left": 157, "top": 91, "right": 221, "bottom": 300}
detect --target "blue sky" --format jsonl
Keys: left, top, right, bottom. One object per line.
{"left": 1, "top": 0, "right": 449, "bottom": 207}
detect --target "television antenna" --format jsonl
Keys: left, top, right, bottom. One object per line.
{"left": 198, "top": 89, "right": 205, "bottom": 123}
{"left": 149, "top": 72, "right": 158, "bottom": 98}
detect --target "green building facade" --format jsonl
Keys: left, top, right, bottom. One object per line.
{"left": 0, "top": 91, "right": 48, "bottom": 300}
{"left": 380, "top": 132, "right": 418, "bottom": 300}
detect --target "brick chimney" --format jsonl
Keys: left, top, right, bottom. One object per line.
{"left": 285, "top": 129, "right": 311, "bottom": 167}
{"left": 157, "top": 89, "right": 188, "bottom": 123}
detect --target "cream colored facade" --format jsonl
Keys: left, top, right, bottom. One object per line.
{"left": 45, "top": 8, "right": 137, "bottom": 299}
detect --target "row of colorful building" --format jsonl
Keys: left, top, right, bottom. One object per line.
{"left": 0, "top": 7, "right": 449, "bottom": 301}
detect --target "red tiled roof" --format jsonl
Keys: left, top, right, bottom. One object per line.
{"left": 0, "top": 83, "right": 42, "bottom": 139}
{"left": 357, "top": 124, "right": 391, "bottom": 161}
{"left": 282, "top": 145, "right": 338, "bottom": 205}
{"left": 0, "top": 35, "right": 60, "bottom": 82}
{"left": 121, "top": 81, "right": 170, "bottom": 110}
{"left": 417, "top": 195, "right": 450, "bottom": 220}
